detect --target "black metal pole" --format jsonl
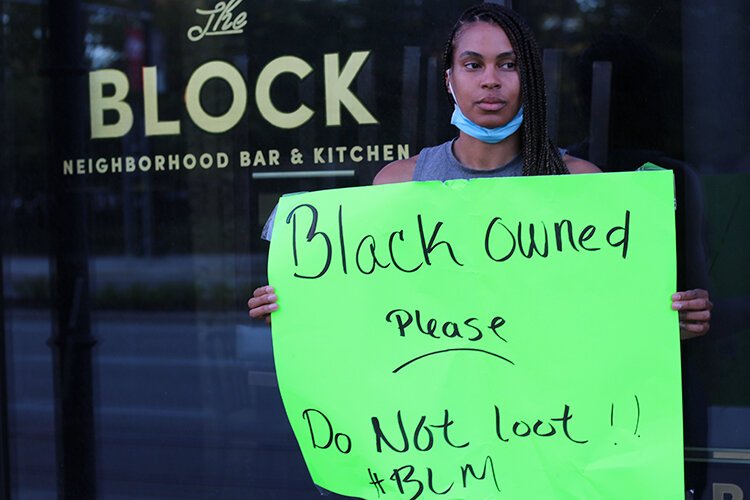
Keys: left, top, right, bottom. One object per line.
{"left": 0, "top": 264, "right": 10, "bottom": 500}
{"left": 0, "top": 0, "right": 13, "bottom": 495}
{"left": 46, "top": 2, "right": 97, "bottom": 499}
{"left": 0, "top": 267, "right": 10, "bottom": 500}
{"left": 0, "top": 212, "right": 11, "bottom": 499}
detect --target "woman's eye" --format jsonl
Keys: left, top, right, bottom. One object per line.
{"left": 464, "top": 62, "right": 481, "bottom": 70}
{"left": 501, "top": 61, "right": 516, "bottom": 70}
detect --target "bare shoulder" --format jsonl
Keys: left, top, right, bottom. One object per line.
{"left": 372, "top": 156, "right": 418, "bottom": 185}
{"left": 563, "top": 154, "right": 601, "bottom": 174}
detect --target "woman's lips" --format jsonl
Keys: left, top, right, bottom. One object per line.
{"left": 476, "top": 98, "right": 506, "bottom": 111}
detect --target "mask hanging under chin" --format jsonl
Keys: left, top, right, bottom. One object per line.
{"left": 450, "top": 104, "right": 524, "bottom": 144}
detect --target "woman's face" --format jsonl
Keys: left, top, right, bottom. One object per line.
{"left": 447, "top": 21, "right": 521, "bottom": 129}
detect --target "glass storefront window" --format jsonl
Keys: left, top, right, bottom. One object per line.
{"left": 1, "top": 0, "right": 748, "bottom": 498}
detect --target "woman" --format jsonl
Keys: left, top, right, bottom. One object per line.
{"left": 249, "top": 3, "right": 711, "bottom": 339}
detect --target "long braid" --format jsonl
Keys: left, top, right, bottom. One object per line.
{"left": 441, "top": 4, "right": 568, "bottom": 175}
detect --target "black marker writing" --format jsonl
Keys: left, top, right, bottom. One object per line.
{"left": 484, "top": 210, "right": 631, "bottom": 262}
{"left": 393, "top": 348, "right": 514, "bottom": 374}
{"left": 417, "top": 214, "right": 463, "bottom": 267}
{"left": 390, "top": 465, "right": 423, "bottom": 499}
{"left": 370, "top": 455, "right": 499, "bottom": 499}
{"left": 286, "top": 204, "right": 464, "bottom": 279}
{"left": 371, "top": 409, "right": 469, "bottom": 453}
{"left": 461, "top": 456, "right": 501, "bottom": 492}
{"left": 385, "top": 308, "right": 506, "bottom": 342}
{"left": 302, "top": 408, "right": 352, "bottom": 453}
{"left": 368, "top": 468, "right": 386, "bottom": 497}
{"left": 386, "top": 308, "right": 511, "bottom": 372}
{"left": 494, "top": 403, "right": 588, "bottom": 444}
{"left": 287, "top": 203, "right": 332, "bottom": 279}
{"left": 427, "top": 468, "right": 454, "bottom": 495}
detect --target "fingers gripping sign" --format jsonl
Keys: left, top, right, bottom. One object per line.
{"left": 672, "top": 288, "right": 713, "bottom": 340}
{"left": 248, "top": 285, "right": 278, "bottom": 323}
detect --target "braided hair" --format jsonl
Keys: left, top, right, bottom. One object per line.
{"left": 442, "top": 4, "right": 568, "bottom": 175}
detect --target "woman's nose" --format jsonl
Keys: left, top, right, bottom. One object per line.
{"left": 480, "top": 69, "right": 501, "bottom": 88}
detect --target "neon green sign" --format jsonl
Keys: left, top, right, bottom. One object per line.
{"left": 269, "top": 171, "right": 683, "bottom": 499}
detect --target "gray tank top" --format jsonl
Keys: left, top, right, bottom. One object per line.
{"left": 413, "top": 139, "right": 523, "bottom": 181}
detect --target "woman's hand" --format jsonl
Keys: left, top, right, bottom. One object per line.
{"left": 672, "top": 289, "right": 712, "bottom": 340}
{"left": 248, "top": 285, "right": 278, "bottom": 324}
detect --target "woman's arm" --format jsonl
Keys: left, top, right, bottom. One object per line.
{"left": 372, "top": 156, "right": 418, "bottom": 185}
{"left": 563, "top": 154, "right": 601, "bottom": 174}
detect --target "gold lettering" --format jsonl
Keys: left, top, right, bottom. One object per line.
{"left": 111, "top": 157, "right": 122, "bottom": 173}
{"left": 89, "top": 69, "right": 133, "bottom": 139}
{"left": 313, "top": 147, "right": 325, "bottom": 163}
{"left": 335, "top": 146, "right": 347, "bottom": 163}
{"left": 185, "top": 61, "right": 246, "bottom": 133}
{"left": 255, "top": 56, "right": 314, "bottom": 129}
{"left": 183, "top": 154, "right": 196, "bottom": 170}
{"left": 366, "top": 144, "right": 379, "bottom": 162}
{"left": 199, "top": 153, "right": 213, "bottom": 169}
{"left": 383, "top": 144, "right": 394, "bottom": 161}
{"left": 267, "top": 149, "right": 279, "bottom": 166}
{"left": 350, "top": 145, "right": 363, "bottom": 162}
{"left": 143, "top": 66, "right": 180, "bottom": 136}
{"left": 240, "top": 150, "right": 251, "bottom": 167}
{"left": 187, "top": 0, "right": 247, "bottom": 42}
{"left": 168, "top": 154, "right": 180, "bottom": 170}
{"left": 217, "top": 152, "right": 229, "bottom": 168}
{"left": 324, "top": 51, "right": 377, "bottom": 126}
{"left": 138, "top": 156, "right": 151, "bottom": 172}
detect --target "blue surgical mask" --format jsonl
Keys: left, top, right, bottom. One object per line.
{"left": 450, "top": 103, "right": 524, "bottom": 144}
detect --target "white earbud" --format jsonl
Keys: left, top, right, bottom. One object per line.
{"left": 446, "top": 70, "right": 455, "bottom": 102}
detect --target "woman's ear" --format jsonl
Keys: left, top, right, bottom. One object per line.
{"left": 445, "top": 70, "right": 455, "bottom": 102}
